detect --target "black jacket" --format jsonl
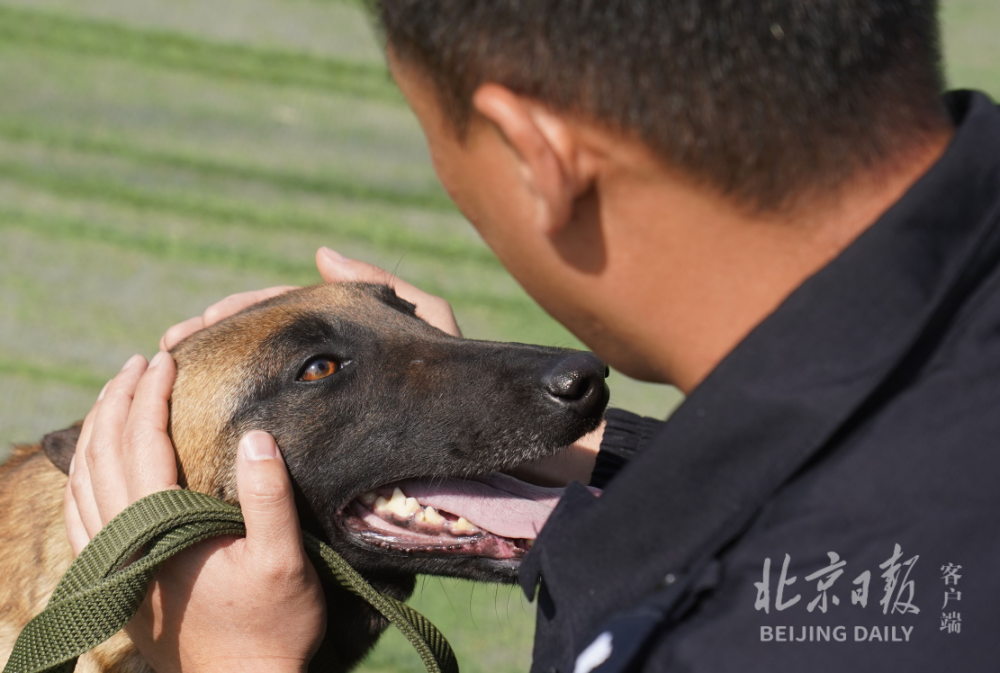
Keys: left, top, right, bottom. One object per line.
{"left": 523, "top": 90, "right": 1000, "bottom": 673}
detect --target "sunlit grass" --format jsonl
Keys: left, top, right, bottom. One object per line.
{"left": 0, "top": 0, "right": 995, "bottom": 670}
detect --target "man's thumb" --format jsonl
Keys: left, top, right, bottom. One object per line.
{"left": 236, "top": 431, "right": 305, "bottom": 564}
{"left": 316, "top": 246, "right": 358, "bottom": 283}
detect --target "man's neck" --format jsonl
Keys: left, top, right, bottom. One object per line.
{"left": 587, "top": 129, "right": 955, "bottom": 393}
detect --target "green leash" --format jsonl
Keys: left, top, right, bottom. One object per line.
{"left": 3, "top": 489, "right": 459, "bottom": 673}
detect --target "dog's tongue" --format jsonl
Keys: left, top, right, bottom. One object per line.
{"left": 399, "top": 474, "right": 599, "bottom": 539}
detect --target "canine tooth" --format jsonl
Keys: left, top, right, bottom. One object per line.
{"left": 422, "top": 506, "right": 445, "bottom": 526}
{"left": 383, "top": 488, "right": 421, "bottom": 519}
{"left": 360, "top": 491, "right": 378, "bottom": 506}
{"left": 452, "top": 517, "right": 477, "bottom": 534}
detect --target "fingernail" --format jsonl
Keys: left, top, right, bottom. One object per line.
{"left": 121, "top": 354, "right": 143, "bottom": 372}
{"left": 68, "top": 456, "right": 76, "bottom": 477}
{"left": 320, "top": 246, "right": 349, "bottom": 263}
{"left": 149, "top": 351, "right": 169, "bottom": 368}
{"left": 97, "top": 381, "right": 110, "bottom": 401}
{"left": 242, "top": 432, "right": 278, "bottom": 461}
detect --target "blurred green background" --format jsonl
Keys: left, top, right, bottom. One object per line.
{"left": 0, "top": 1, "right": 996, "bottom": 670}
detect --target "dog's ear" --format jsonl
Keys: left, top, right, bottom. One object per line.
{"left": 41, "top": 421, "right": 83, "bottom": 476}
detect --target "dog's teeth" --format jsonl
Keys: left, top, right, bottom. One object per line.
{"left": 422, "top": 506, "right": 445, "bottom": 526}
{"left": 414, "top": 506, "right": 446, "bottom": 529}
{"left": 374, "top": 496, "right": 389, "bottom": 511}
{"left": 388, "top": 487, "right": 407, "bottom": 511}
{"left": 381, "top": 487, "right": 421, "bottom": 519}
{"left": 452, "top": 517, "right": 478, "bottom": 534}
{"left": 360, "top": 491, "right": 378, "bottom": 506}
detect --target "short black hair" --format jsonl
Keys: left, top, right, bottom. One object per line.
{"left": 371, "top": 0, "right": 950, "bottom": 210}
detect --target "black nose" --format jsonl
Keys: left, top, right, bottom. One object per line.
{"left": 543, "top": 352, "right": 609, "bottom": 410}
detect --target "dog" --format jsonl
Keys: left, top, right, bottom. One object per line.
{"left": 0, "top": 282, "right": 609, "bottom": 672}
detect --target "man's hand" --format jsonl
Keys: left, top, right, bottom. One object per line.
{"left": 506, "top": 422, "right": 605, "bottom": 488}
{"left": 66, "top": 247, "right": 465, "bottom": 671}
{"left": 65, "top": 353, "right": 326, "bottom": 673}
{"left": 160, "top": 247, "right": 461, "bottom": 350}
{"left": 314, "top": 247, "right": 463, "bottom": 337}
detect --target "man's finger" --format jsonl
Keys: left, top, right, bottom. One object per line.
{"left": 68, "top": 386, "right": 106, "bottom": 540}
{"left": 316, "top": 246, "right": 406, "bottom": 287}
{"left": 68, "top": 445, "right": 104, "bottom": 540}
{"left": 315, "top": 246, "right": 359, "bottom": 283}
{"left": 123, "top": 351, "right": 182, "bottom": 502}
{"left": 160, "top": 286, "right": 299, "bottom": 351}
{"left": 507, "top": 421, "right": 606, "bottom": 487}
{"left": 64, "top": 460, "right": 92, "bottom": 555}
{"left": 73, "top": 387, "right": 102, "bottom": 468}
{"left": 87, "top": 355, "right": 147, "bottom": 524}
{"left": 202, "top": 286, "right": 299, "bottom": 327}
{"left": 316, "top": 247, "right": 462, "bottom": 336}
{"left": 235, "top": 432, "right": 308, "bottom": 575}
{"left": 160, "top": 316, "right": 205, "bottom": 351}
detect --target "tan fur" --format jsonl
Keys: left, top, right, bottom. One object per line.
{"left": 168, "top": 285, "right": 369, "bottom": 502}
{"left": 0, "top": 446, "right": 149, "bottom": 671}
{"left": 0, "top": 284, "right": 404, "bottom": 671}
{"left": 0, "top": 446, "right": 73, "bottom": 666}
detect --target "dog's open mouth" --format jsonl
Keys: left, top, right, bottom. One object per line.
{"left": 339, "top": 473, "right": 599, "bottom": 560}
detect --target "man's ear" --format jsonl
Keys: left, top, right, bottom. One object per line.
{"left": 42, "top": 421, "right": 83, "bottom": 475}
{"left": 471, "top": 84, "right": 597, "bottom": 236}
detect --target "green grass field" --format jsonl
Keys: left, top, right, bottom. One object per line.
{"left": 0, "top": 1, "right": 996, "bottom": 670}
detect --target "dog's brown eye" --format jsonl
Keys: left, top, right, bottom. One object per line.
{"left": 300, "top": 357, "right": 338, "bottom": 382}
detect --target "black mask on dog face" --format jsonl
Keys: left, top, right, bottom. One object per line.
{"left": 167, "top": 283, "right": 608, "bottom": 584}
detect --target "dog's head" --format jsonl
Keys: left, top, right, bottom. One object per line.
{"left": 166, "top": 283, "right": 607, "bottom": 582}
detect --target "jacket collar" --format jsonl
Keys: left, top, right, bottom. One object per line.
{"left": 521, "top": 90, "right": 1000, "bottom": 650}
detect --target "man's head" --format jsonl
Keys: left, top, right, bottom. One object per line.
{"left": 373, "top": 1, "right": 956, "bottom": 390}
{"left": 371, "top": 0, "right": 950, "bottom": 211}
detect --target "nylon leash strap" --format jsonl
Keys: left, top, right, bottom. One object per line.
{"left": 3, "top": 489, "right": 459, "bottom": 673}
